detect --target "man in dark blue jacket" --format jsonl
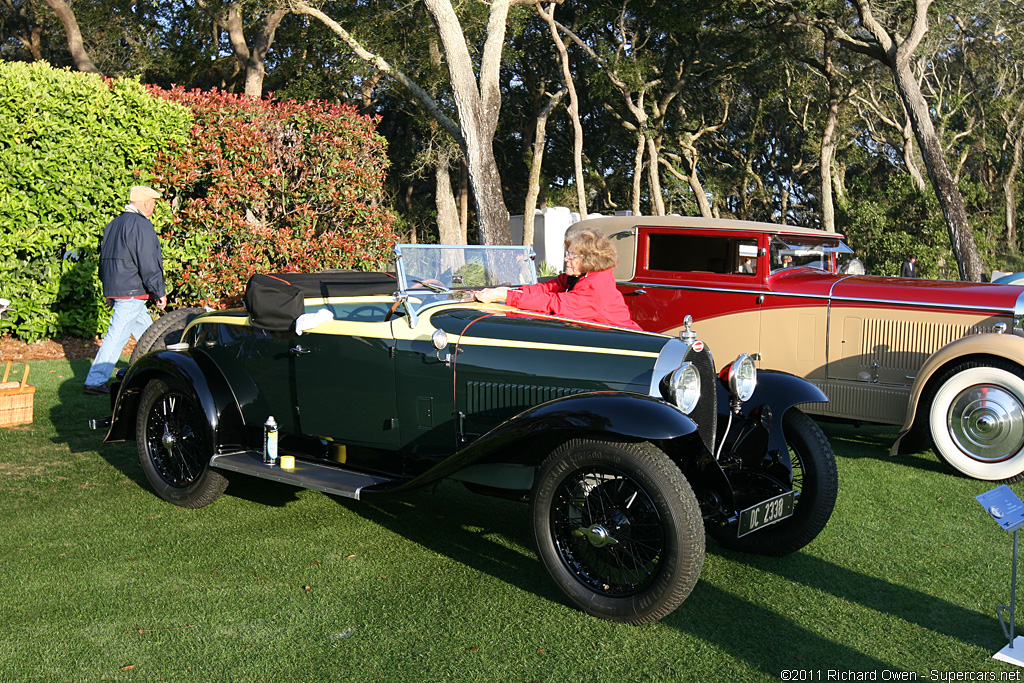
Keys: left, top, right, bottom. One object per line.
{"left": 84, "top": 185, "right": 167, "bottom": 394}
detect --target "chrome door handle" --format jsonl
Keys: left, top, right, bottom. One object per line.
{"left": 626, "top": 288, "right": 647, "bottom": 296}
{"left": 290, "top": 346, "right": 312, "bottom": 355}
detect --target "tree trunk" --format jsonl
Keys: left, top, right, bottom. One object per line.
{"left": 212, "top": 3, "right": 287, "bottom": 98}
{"left": 296, "top": 0, "right": 522, "bottom": 245}
{"left": 42, "top": 0, "right": 100, "bottom": 73}
{"left": 631, "top": 135, "right": 645, "bottom": 215}
{"left": 424, "top": 0, "right": 512, "bottom": 244}
{"left": 523, "top": 88, "right": 566, "bottom": 248}
{"left": 435, "top": 159, "right": 462, "bottom": 244}
{"left": 892, "top": 62, "right": 983, "bottom": 280}
{"left": 539, "top": 2, "right": 586, "bottom": 219}
{"left": 4, "top": 0, "right": 45, "bottom": 61}
{"left": 459, "top": 160, "right": 469, "bottom": 244}
{"left": 1005, "top": 130, "right": 1022, "bottom": 253}
{"left": 660, "top": 151, "right": 713, "bottom": 218}
{"left": 244, "top": 9, "right": 288, "bottom": 98}
{"left": 820, "top": 110, "right": 838, "bottom": 232}
{"left": 684, "top": 154, "right": 713, "bottom": 218}
{"left": 819, "top": 63, "right": 841, "bottom": 233}
{"left": 846, "top": 0, "right": 983, "bottom": 280}
{"left": 647, "top": 137, "right": 665, "bottom": 215}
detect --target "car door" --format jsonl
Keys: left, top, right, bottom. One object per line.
{"left": 293, "top": 310, "right": 401, "bottom": 448}
{"left": 387, "top": 306, "right": 469, "bottom": 459}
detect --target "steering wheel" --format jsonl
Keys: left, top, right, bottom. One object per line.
{"left": 412, "top": 278, "right": 450, "bottom": 293}
{"left": 384, "top": 300, "right": 404, "bottom": 322}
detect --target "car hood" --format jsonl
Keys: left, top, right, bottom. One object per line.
{"left": 429, "top": 305, "right": 670, "bottom": 355}
{"left": 827, "top": 274, "right": 1024, "bottom": 314}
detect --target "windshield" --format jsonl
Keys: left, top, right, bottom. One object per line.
{"left": 393, "top": 244, "right": 538, "bottom": 316}
{"left": 769, "top": 235, "right": 854, "bottom": 273}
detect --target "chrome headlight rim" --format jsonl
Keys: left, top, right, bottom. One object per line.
{"left": 662, "top": 361, "right": 701, "bottom": 414}
{"left": 726, "top": 353, "right": 757, "bottom": 403}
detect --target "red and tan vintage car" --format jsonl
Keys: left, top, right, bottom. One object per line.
{"left": 586, "top": 215, "right": 1024, "bottom": 483}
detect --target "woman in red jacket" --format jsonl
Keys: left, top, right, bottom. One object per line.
{"left": 474, "top": 225, "right": 641, "bottom": 330}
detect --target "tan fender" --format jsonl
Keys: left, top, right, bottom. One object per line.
{"left": 890, "top": 331, "right": 1024, "bottom": 455}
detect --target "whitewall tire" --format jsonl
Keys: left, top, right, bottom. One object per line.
{"left": 929, "top": 361, "right": 1024, "bottom": 483}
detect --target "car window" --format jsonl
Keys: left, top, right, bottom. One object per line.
{"left": 769, "top": 234, "right": 854, "bottom": 273}
{"left": 646, "top": 234, "right": 758, "bottom": 276}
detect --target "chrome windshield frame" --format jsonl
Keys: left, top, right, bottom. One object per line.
{"left": 392, "top": 244, "right": 538, "bottom": 327}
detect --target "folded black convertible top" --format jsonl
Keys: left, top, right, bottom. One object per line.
{"left": 243, "top": 270, "right": 397, "bottom": 331}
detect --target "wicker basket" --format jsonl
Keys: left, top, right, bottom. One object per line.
{"left": 0, "top": 361, "right": 35, "bottom": 427}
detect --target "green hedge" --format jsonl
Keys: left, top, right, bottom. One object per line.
{"left": 0, "top": 61, "right": 191, "bottom": 342}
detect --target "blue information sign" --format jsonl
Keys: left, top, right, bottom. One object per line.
{"left": 977, "top": 485, "right": 1024, "bottom": 533}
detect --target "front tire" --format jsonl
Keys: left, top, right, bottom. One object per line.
{"left": 136, "top": 379, "right": 227, "bottom": 508}
{"left": 928, "top": 360, "right": 1024, "bottom": 483}
{"left": 709, "top": 409, "right": 838, "bottom": 556}
{"left": 531, "top": 439, "right": 705, "bottom": 625}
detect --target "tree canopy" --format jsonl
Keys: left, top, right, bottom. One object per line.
{"left": 3, "top": 0, "right": 1024, "bottom": 277}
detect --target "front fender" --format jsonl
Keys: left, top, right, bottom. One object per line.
{"left": 363, "top": 391, "right": 704, "bottom": 498}
{"left": 892, "top": 333, "right": 1024, "bottom": 452}
{"left": 722, "top": 370, "right": 828, "bottom": 457}
{"left": 104, "top": 349, "right": 242, "bottom": 446}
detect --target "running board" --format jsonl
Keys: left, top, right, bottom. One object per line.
{"left": 209, "top": 451, "right": 396, "bottom": 500}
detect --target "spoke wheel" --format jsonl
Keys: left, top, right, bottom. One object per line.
{"left": 532, "top": 439, "right": 704, "bottom": 625}
{"left": 929, "top": 360, "right": 1024, "bottom": 483}
{"left": 551, "top": 465, "right": 666, "bottom": 595}
{"left": 709, "top": 409, "right": 837, "bottom": 556}
{"left": 136, "top": 379, "right": 227, "bottom": 508}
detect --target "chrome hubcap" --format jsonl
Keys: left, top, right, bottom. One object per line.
{"left": 161, "top": 428, "right": 175, "bottom": 455}
{"left": 948, "top": 385, "right": 1024, "bottom": 462}
{"left": 574, "top": 524, "right": 620, "bottom": 548}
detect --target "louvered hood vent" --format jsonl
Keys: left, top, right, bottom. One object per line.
{"left": 465, "top": 381, "right": 586, "bottom": 415}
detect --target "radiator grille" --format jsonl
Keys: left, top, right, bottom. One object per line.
{"left": 685, "top": 345, "right": 717, "bottom": 454}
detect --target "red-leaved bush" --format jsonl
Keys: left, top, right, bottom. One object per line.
{"left": 148, "top": 86, "right": 398, "bottom": 307}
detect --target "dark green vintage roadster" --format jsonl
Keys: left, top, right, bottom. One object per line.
{"left": 94, "top": 244, "right": 838, "bottom": 624}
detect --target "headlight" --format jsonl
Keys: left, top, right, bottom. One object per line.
{"left": 721, "top": 353, "right": 757, "bottom": 402}
{"left": 661, "top": 361, "right": 701, "bottom": 414}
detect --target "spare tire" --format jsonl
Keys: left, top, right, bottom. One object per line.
{"left": 129, "top": 307, "right": 205, "bottom": 366}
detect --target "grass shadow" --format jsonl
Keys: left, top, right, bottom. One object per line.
{"left": 335, "top": 482, "right": 558, "bottom": 602}
{"left": 664, "top": 580, "right": 900, "bottom": 673}
{"left": 821, "top": 421, "right": 950, "bottom": 477}
{"left": 48, "top": 357, "right": 155, "bottom": 494}
{"left": 706, "top": 543, "right": 999, "bottom": 652}
{"left": 221, "top": 473, "right": 304, "bottom": 507}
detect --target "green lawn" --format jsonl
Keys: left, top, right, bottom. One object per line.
{"left": 1, "top": 357, "right": 1021, "bottom": 682}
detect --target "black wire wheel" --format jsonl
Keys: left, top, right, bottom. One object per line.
{"left": 129, "top": 307, "right": 205, "bottom": 366}
{"left": 531, "top": 438, "right": 704, "bottom": 625}
{"left": 709, "top": 409, "right": 837, "bottom": 556}
{"left": 135, "top": 379, "right": 227, "bottom": 508}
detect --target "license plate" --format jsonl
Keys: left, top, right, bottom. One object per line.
{"left": 737, "top": 491, "right": 795, "bottom": 537}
